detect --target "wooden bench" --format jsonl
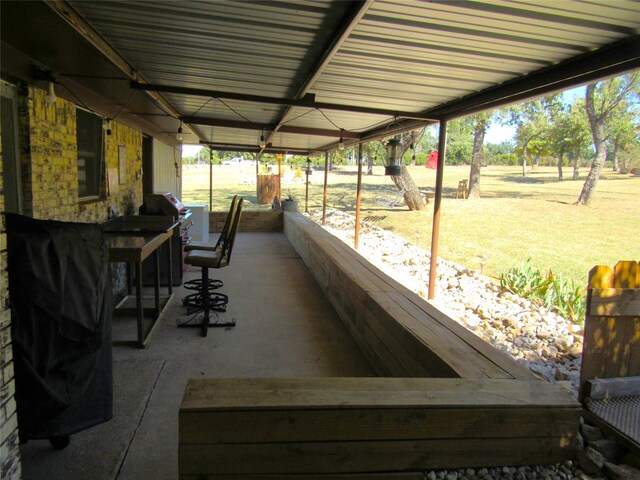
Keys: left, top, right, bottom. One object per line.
{"left": 178, "top": 212, "right": 581, "bottom": 477}
{"left": 180, "top": 377, "right": 579, "bottom": 478}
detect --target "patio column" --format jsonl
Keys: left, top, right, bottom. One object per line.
{"left": 322, "top": 151, "right": 328, "bottom": 225}
{"left": 354, "top": 143, "right": 363, "bottom": 249}
{"left": 209, "top": 147, "right": 213, "bottom": 211}
{"left": 428, "top": 119, "right": 447, "bottom": 299}
{"left": 305, "top": 161, "right": 310, "bottom": 213}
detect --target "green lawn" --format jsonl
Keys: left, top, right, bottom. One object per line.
{"left": 182, "top": 163, "right": 640, "bottom": 286}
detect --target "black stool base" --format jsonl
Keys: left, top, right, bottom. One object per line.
{"left": 183, "top": 278, "right": 223, "bottom": 292}
{"left": 178, "top": 319, "right": 236, "bottom": 329}
{"left": 182, "top": 292, "right": 229, "bottom": 312}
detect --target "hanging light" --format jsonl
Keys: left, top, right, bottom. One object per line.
{"left": 385, "top": 137, "right": 402, "bottom": 176}
{"left": 338, "top": 129, "right": 345, "bottom": 150}
{"left": 176, "top": 119, "right": 184, "bottom": 142}
{"left": 45, "top": 81, "right": 57, "bottom": 105}
{"left": 103, "top": 118, "right": 112, "bottom": 136}
{"left": 259, "top": 129, "right": 266, "bottom": 148}
{"left": 306, "top": 157, "right": 313, "bottom": 175}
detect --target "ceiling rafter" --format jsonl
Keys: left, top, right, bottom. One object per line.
{"left": 181, "top": 116, "right": 362, "bottom": 139}
{"left": 199, "top": 141, "right": 320, "bottom": 155}
{"left": 130, "top": 81, "right": 437, "bottom": 122}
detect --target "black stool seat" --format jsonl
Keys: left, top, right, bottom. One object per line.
{"left": 185, "top": 250, "right": 229, "bottom": 269}
{"left": 184, "top": 241, "right": 220, "bottom": 252}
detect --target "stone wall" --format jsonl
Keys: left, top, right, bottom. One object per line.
{"left": 1, "top": 106, "right": 21, "bottom": 480}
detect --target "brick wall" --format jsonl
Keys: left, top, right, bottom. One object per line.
{"left": 22, "top": 85, "right": 143, "bottom": 223}
{"left": 1, "top": 106, "right": 21, "bottom": 480}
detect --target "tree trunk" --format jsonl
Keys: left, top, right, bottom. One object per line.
{"left": 576, "top": 83, "right": 606, "bottom": 205}
{"left": 522, "top": 146, "right": 528, "bottom": 177}
{"left": 467, "top": 125, "right": 485, "bottom": 199}
{"left": 611, "top": 144, "right": 620, "bottom": 172}
{"left": 557, "top": 150, "right": 564, "bottom": 181}
{"left": 572, "top": 153, "right": 580, "bottom": 180}
{"left": 367, "top": 155, "right": 373, "bottom": 175}
{"left": 390, "top": 165, "right": 428, "bottom": 211}
{"left": 533, "top": 153, "right": 541, "bottom": 169}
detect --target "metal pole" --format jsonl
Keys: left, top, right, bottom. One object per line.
{"left": 354, "top": 143, "right": 363, "bottom": 249}
{"left": 428, "top": 119, "right": 447, "bottom": 300}
{"left": 305, "top": 168, "right": 310, "bottom": 213}
{"left": 322, "top": 151, "right": 329, "bottom": 225}
{"left": 278, "top": 154, "right": 282, "bottom": 202}
{"left": 209, "top": 148, "right": 213, "bottom": 212}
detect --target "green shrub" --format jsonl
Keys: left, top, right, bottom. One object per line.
{"left": 500, "top": 259, "right": 586, "bottom": 325}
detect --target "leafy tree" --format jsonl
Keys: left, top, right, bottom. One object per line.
{"left": 444, "top": 119, "right": 473, "bottom": 165}
{"left": 576, "top": 73, "right": 640, "bottom": 205}
{"left": 548, "top": 100, "right": 590, "bottom": 180}
{"left": 507, "top": 94, "right": 563, "bottom": 176}
{"left": 606, "top": 106, "right": 638, "bottom": 172}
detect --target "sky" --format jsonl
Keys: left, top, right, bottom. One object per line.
{"left": 484, "top": 85, "right": 586, "bottom": 143}
{"left": 182, "top": 86, "right": 588, "bottom": 150}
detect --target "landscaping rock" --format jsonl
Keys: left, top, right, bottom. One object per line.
{"left": 581, "top": 424, "right": 606, "bottom": 444}
{"left": 579, "top": 447, "right": 606, "bottom": 475}
{"left": 590, "top": 439, "right": 627, "bottom": 464}
{"left": 602, "top": 463, "right": 640, "bottom": 480}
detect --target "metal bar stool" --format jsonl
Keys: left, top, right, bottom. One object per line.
{"left": 181, "top": 197, "right": 243, "bottom": 336}
{"left": 182, "top": 195, "right": 238, "bottom": 310}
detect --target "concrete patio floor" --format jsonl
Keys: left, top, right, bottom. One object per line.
{"left": 19, "top": 232, "right": 375, "bottom": 480}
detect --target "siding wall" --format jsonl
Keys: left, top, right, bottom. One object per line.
{"left": 152, "top": 139, "right": 181, "bottom": 198}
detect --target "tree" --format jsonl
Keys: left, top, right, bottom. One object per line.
{"left": 387, "top": 131, "right": 429, "bottom": 211}
{"left": 549, "top": 100, "right": 590, "bottom": 180}
{"left": 507, "top": 95, "right": 562, "bottom": 176}
{"left": 466, "top": 111, "right": 493, "bottom": 199}
{"left": 576, "top": 73, "right": 640, "bottom": 205}
{"left": 606, "top": 106, "right": 638, "bottom": 172}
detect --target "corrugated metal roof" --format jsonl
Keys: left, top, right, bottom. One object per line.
{"left": 65, "top": 0, "right": 640, "bottom": 153}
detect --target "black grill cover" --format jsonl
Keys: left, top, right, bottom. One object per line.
{"left": 6, "top": 214, "right": 113, "bottom": 439}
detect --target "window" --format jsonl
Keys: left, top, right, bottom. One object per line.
{"left": 76, "top": 108, "right": 104, "bottom": 198}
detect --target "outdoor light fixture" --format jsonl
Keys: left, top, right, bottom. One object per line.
{"left": 339, "top": 129, "right": 345, "bottom": 150}
{"left": 45, "top": 81, "right": 57, "bottom": 105}
{"left": 259, "top": 130, "right": 266, "bottom": 148}
{"left": 306, "top": 157, "right": 313, "bottom": 175}
{"left": 385, "top": 137, "right": 402, "bottom": 176}
{"left": 176, "top": 119, "right": 184, "bottom": 142}
{"left": 103, "top": 118, "right": 112, "bottom": 136}
{"left": 33, "top": 67, "right": 57, "bottom": 105}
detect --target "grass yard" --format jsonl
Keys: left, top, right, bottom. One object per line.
{"left": 182, "top": 163, "right": 639, "bottom": 286}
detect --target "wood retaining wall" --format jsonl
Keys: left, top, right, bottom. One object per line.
{"left": 179, "top": 211, "right": 581, "bottom": 478}
{"left": 209, "top": 209, "right": 282, "bottom": 233}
